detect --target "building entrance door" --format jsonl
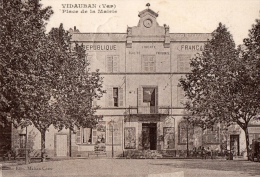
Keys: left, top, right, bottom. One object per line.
{"left": 56, "top": 134, "right": 68, "bottom": 157}
{"left": 230, "top": 135, "right": 239, "bottom": 156}
{"left": 142, "top": 123, "right": 157, "bottom": 150}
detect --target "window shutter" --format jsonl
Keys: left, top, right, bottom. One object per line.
{"left": 108, "top": 124, "right": 113, "bottom": 144}
{"left": 92, "top": 128, "right": 97, "bottom": 144}
{"left": 149, "top": 56, "right": 155, "bottom": 72}
{"left": 114, "top": 136, "right": 120, "bottom": 144}
{"left": 178, "top": 54, "right": 191, "bottom": 72}
{"left": 86, "top": 55, "right": 92, "bottom": 65}
{"left": 76, "top": 128, "right": 81, "bottom": 144}
{"left": 178, "top": 57, "right": 184, "bottom": 72}
{"left": 115, "top": 121, "right": 122, "bottom": 144}
{"left": 113, "top": 56, "right": 119, "bottom": 72}
{"left": 144, "top": 57, "right": 148, "bottom": 72}
{"left": 138, "top": 86, "right": 143, "bottom": 113}
{"left": 92, "top": 100, "right": 97, "bottom": 107}
{"left": 106, "top": 86, "right": 113, "bottom": 107}
{"left": 178, "top": 87, "right": 185, "bottom": 107}
{"left": 155, "top": 87, "right": 158, "bottom": 113}
{"left": 185, "top": 61, "right": 190, "bottom": 72}
{"left": 107, "top": 56, "right": 113, "bottom": 72}
{"left": 119, "top": 87, "right": 123, "bottom": 107}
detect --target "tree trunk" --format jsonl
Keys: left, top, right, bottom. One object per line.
{"left": 243, "top": 127, "right": 250, "bottom": 160}
{"left": 40, "top": 129, "right": 46, "bottom": 162}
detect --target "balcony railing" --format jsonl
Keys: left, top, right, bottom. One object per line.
{"left": 128, "top": 106, "right": 170, "bottom": 115}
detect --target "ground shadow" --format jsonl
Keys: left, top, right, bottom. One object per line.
{"left": 150, "top": 159, "right": 260, "bottom": 176}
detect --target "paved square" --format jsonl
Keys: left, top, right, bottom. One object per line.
{"left": 1, "top": 158, "right": 260, "bottom": 177}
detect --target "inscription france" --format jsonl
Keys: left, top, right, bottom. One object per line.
{"left": 177, "top": 45, "right": 204, "bottom": 51}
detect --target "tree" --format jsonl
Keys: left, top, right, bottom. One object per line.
{"left": 179, "top": 22, "right": 259, "bottom": 157}
{"left": 0, "top": 1, "right": 104, "bottom": 162}
{"left": 179, "top": 23, "right": 238, "bottom": 127}
{"left": 47, "top": 24, "right": 105, "bottom": 130}
{"left": 0, "top": 0, "right": 53, "bottom": 127}
{"left": 239, "top": 19, "right": 260, "bottom": 154}
{"left": 20, "top": 23, "right": 104, "bottom": 161}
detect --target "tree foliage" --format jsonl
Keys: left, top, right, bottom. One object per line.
{"left": 0, "top": 0, "right": 104, "bottom": 161}
{"left": 179, "top": 22, "right": 260, "bottom": 156}
{"left": 0, "top": 0, "right": 53, "bottom": 126}
{"left": 179, "top": 23, "right": 238, "bottom": 127}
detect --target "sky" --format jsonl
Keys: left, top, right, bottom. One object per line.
{"left": 41, "top": 0, "right": 260, "bottom": 46}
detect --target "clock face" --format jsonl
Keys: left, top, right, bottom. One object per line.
{"left": 143, "top": 19, "right": 152, "bottom": 28}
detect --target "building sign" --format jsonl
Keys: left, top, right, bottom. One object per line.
{"left": 163, "top": 127, "right": 175, "bottom": 149}
{"left": 124, "top": 127, "right": 136, "bottom": 149}
{"left": 177, "top": 45, "right": 204, "bottom": 51}
{"left": 85, "top": 44, "right": 117, "bottom": 51}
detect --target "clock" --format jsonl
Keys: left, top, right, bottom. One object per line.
{"left": 143, "top": 19, "right": 153, "bottom": 28}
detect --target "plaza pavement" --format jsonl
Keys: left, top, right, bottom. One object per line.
{"left": 1, "top": 158, "right": 260, "bottom": 177}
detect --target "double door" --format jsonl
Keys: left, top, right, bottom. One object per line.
{"left": 142, "top": 123, "right": 157, "bottom": 150}
{"left": 230, "top": 135, "right": 239, "bottom": 156}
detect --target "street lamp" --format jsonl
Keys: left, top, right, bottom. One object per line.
{"left": 108, "top": 119, "right": 117, "bottom": 158}
{"left": 184, "top": 118, "right": 190, "bottom": 157}
{"left": 21, "top": 126, "right": 29, "bottom": 164}
{"left": 182, "top": 117, "right": 191, "bottom": 158}
{"left": 25, "top": 126, "right": 29, "bottom": 164}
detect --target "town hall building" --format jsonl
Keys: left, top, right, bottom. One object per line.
{"left": 7, "top": 5, "right": 260, "bottom": 159}
{"left": 67, "top": 6, "right": 241, "bottom": 158}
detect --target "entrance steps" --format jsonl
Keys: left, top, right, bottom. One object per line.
{"left": 123, "top": 150, "right": 173, "bottom": 159}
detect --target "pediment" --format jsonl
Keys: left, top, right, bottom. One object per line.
{"left": 138, "top": 8, "right": 158, "bottom": 18}
{"left": 127, "top": 7, "right": 168, "bottom": 37}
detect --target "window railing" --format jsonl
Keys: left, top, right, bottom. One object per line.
{"left": 128, "top": 106, "right": 170, "bottom": 114}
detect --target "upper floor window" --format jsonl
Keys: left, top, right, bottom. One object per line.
{"left": 177, "top": 54, "right": 191, "bottom": 72}
{"left": 177, "top": 86, "right": 187, "bottom": 107}
{"left": 138, "top": 86, "right": 158, "bottom": 114}
{"left": 113, "top": 88, "right": 119, "bottom": 107}
{"left": 106, "top": 86, "right": 123, "bottom": 107}
{"left": 142, "top": 55, "right": 156, "bottom": 72}
{"left": 106, "top": 55, "right": 119, "bottom": 73}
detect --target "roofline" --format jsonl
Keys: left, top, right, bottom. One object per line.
{"left": 71, "top": 32, "right": 212, "bottom": 35}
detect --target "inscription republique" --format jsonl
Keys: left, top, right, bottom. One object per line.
{"left": 85, "top": 45, "right": 117, "bottom": 51}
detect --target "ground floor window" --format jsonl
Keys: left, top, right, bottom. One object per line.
{"left": 249, "top": 133, "right": 260, "bottom": 143}
{"left": 82, "top": 128, "right": 92, "bottom": 144}
{"left": 76, "top": 121, "right": 106, "bottom": 144}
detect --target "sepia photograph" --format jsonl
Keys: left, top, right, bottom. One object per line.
{"left": 0, "top": 0, "right": 260, "bottom": 176}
